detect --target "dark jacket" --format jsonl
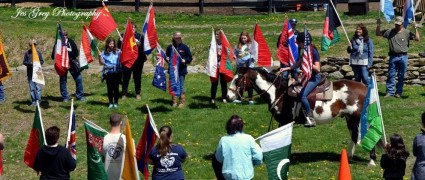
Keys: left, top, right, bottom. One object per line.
{"left": 23, "top": 49, "right": 44, "bottom": 77}
{"left": 33, "top": 145, "right": 76, "bottom": 180}
{"left": 380, "top": 154, "right": 407, "bottom": 180}
{"left": 51, "top": 38, "right": 79, "bottom": 73}
{"left": 166, "top": 43, "right": 193, "bottom": 76}
{"left": 117, "top": 32, "right": 147, "bottom": 64}
{"left": 412, "top": 129, "right": 425, "bottom": 180}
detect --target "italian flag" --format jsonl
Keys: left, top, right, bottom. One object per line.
{"left": 258, "top": 122, "right": 294, "bottom": 180}
{"left": 84, "top": 120, "right": 108, "bottom": 180}
{"left": 252, "top": 23, "right": 273, "bottom": 67}
{"left": 24, "top": 102, "right": 46, "bottom": 169}
{"left": 79, "top": 24, "right": 97, "bottom": 70}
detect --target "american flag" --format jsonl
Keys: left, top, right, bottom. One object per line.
{"left": 66, "top": 100, "right": 76, "bottom": 160}
{"left": 301, "top": 26, "right": 313, "bottom": 86}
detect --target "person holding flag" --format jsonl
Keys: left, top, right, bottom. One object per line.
{"left": 233, "top": 31, "right": 255, "bottom": 104}
{"left": 380, "top": 134, "right": 410, "bottom": 179}
{"left": 166, "top": 32, "right": 192, "bottom": 108}
{"left": 209, "top": 29, "right": 228, "bottom": 105}
{"left": 376, "top": 16, "right": 420, "bottom": 98}
{"left": 103, "top": 113, "right": 126, "bottom": 179}
{"left": 23, "top": 39, "right": 44, "bottom": 106}
{"left": 277, "top": 18, "right": 300, "bottom": 81}
{"left": 280, "top": 31, "right": 321, "bottom": 127}
{"left": 99, "top": 37, "right": 122, "bottom": 109}
{"left": 33, "top": 126, "right": 76, "bottom": 179}
{"left": 117, "top": 22, "right": 147, "bottom": 100}
{"left": 412, "top": 112, "right": 425, "bottom": 180}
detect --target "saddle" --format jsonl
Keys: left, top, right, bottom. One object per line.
{"left": 288, "top": 74, "right": 333, "bottom": 107}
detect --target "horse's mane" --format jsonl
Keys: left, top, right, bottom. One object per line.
{"left": 253, "top": 67, "right": 282, "bottom": 83}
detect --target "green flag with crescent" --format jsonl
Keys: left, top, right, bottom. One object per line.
{"left": 257, "top": 122, "right": 294, "bottom": 180}
{"left": 84, "top": 120, "right": 108, "bottom": 180}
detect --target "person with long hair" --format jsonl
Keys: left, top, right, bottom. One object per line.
{"left": 347, "top": 23, "right": 374, "bottom": 86}
{"left": 380, "top": 133, "right": 410, "bottom": 180}
{"left": 412, "top": 112, "right": 425, "bottom": 180}
{"left": 213, "top": 115, "right": 263, "bottom": 180}
{"left": 233, "top": 31, "right": 255, "bottom": 104}
{"left": 149, "top": 126, "right": 187, "bottom": 180}
{"left": 98, "top": 37, "right": 122, "bottom": 108}
{"left": 210, "top": 29, "right": 228, "bottom": 105}
{"left": 166, "top": 32, "right": 193, "bottom": 108}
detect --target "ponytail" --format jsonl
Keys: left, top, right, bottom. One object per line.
{"left": 156, "top": 126, "right": 172, "bottom": 157}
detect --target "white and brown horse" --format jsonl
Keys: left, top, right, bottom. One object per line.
{"left": 227, "top": 67, "right": 376, "bottom": 162}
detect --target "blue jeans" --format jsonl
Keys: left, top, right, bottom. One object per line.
{"left": 299, "top": 74, "right": 321, "bottom": 113}
{"left": 386, "top": 55, "right": 408, "bottom": 96}
{"left": 28, "top": 77, "right": 42, "bottom": 103}
{"left": 351, "top": 65, "right": 369, "bottom": 86}
{"left": 179, "top": 75, "right": 186, "bottom": 93}
{"left": 281, "top": 64, "right": 298, "bottom": 80}
{"left": 0, "top": 83, "right": 4, "bottom": 102}
{"left": 60, "top": 70, "right": 84, "bottom": 100}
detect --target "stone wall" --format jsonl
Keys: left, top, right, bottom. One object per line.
{"left": 321, "top": 54, "right": 425, "bottom": 85}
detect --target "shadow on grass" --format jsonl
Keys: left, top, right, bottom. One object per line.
{"left": 13, "top": 100, "right": 52, "bottom": 112}
{"left": 202, "top": 152, "right": 215, "bottom": 161}
{"left": 291, "top": 152, "right": 368, "bottom": 164}
{"left": 138, "top": 105, "right": 173, "bottom": 113}
{"left": 150, "top": 98, "right": 171, "bottom": 106}
{"left": 192, "top": 95, "right": 210, "bottom": 102}
{"left": 86, "top": 100, "right": 108, "bottom": 107}
{"left": 188, "top": 102, "right": 218, "bottom": 109}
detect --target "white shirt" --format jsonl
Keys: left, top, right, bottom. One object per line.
{"left": 103, "top": 133, "right": 126, "bottom": 180}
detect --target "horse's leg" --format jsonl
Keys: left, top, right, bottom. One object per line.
{"left": 345, "top": 116, "right": 360, "bottom": 159}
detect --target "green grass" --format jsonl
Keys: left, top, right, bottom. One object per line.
{"left": 1, "top": 6, "right": 425, "bottom": 179}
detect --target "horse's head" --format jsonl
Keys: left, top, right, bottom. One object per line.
{"left": 227, "top": 67, "right": 258, "bottom": 101}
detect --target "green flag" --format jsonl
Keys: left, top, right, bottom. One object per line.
{"left": 84, "top": 120, "right": 108, "bottom": 180}
{"left": 257, "top": 122, "right": 294, "bottom": 180}
{"left": 321, "top": 0, "right": 341, "bottom": 51}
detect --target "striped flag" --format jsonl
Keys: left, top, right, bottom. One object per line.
{"left": 24, "top": 101, "right": 46, "bottom": 170}
{"left": 121, "top": 20, "right": 139, "bottom": 69}
{"left": 79, "top": 24, "right": 97, "bottom": 70}
{"left": 252, "top": 23, "right": 273, "bottom": 67}
{"left": 218, "top": 30, "right": 235, "bottom": 83}
{"left": 403, "top": 0, "right": 414, "bottom": 28}
{"left": 66, "top": 99, "right": 77, "bottom": 160}
{"left": 152, "top": 44, "right": 167, "bottom": 91}
{"left": 84, "top": 120, "right": 108, "bottom": 179}
{"left": 381, "top": 0, "right": 394, "bottom": 22}
{"left": 53, "top": 24, "right": 69, "bottom": 76}
{"left": 31, "top": 43, "right": 45, "bottom": 89}
{"left": 287, "top": 22, "right": 299, "bottom": 66}
{"left": 206, "top": 28, "right": 218, "bottom": 80}
{"left": 301, "top": 26, "right": 313, "bottom": 86}
{"left": 136, "top": 105, "right": 159, "bottom": 179}
{"left": 89, "top": 5, "right": 117, "bottom": 41}
{"left": 122, "top": 117, "right": 140, "bottom": 180}
{"left": 257, "top": 122, "right": 294, "bottom": 180}
{"left": 321, "top": 0, "right": 341, "bottom": 51}
{"left": 0, "top": 33, "right": 12, "bottom": 82}
{"left": 168, "top": 46, "right": 181, "bottom": 97}
{"left": 143, "top": 4, "right": 158, "bottom": 55}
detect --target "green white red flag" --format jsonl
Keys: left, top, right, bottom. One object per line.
{"left": 24, "top": 102, "right": 46, "bottom": 170}
{"left": 79, "top": 24, "right": 98, "bottom": 70}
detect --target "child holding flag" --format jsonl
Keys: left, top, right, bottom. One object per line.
{"left": 23, "top": 39, "right": 43, "bottom": 106}
{"left": 99, "top": 37, "right": 122, "bottom": 109}
{"left": 233, "top": 31, "right": 255, "bottom": 104}
{"left": 380, "top": 134, "right": 409, "bottom": 179}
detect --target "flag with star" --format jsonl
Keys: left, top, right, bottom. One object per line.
{"left": 152, "top": 43, "right": 167, "bottom": 91}
{"left": 89, "top": 4, "right": 117, "bottom": 41}
{"left": 121, "top": 19, "right": 139, "bottom": 69}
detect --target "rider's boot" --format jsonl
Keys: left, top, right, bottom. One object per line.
{"left": 304, "top": 110, "right": 316, "bottom": 127}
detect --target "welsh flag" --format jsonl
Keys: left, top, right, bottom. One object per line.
{"left": 218, "top": 30, "right": 235, "bottom": 83}
{"left": 84, "top": 120, "right": 108, "bottom": 180}
{"left": 79, "top": 24, "right": 98, "bottom": 70}
{"left": 121, "top": 20, "right": 139, "bottom": 69}
{"left": 143, "top": 4, "right": 158, "bottom": 55}
{"left": 252, "top": 23, "right": 272, "bottom": 67}
{"left": 206, "top": 29, "right": 218, "bottom": 81}
{"left": 321, "top": 0, "right": 341, "bottom": 51}
{"left": 360, "top": 73, "right": 385, "bottom": 151}
{"left": 0, "top": 34, "right": 12, "bottom": 82}
{"left": 257, "top": 122, "right": 294, "bottom": 180}
{"left": 53, "top": 23, "right": 69, "bottom": 76}
{"left": 31, "top": 43, "right": 45, "bottom": 89}
{"left": 89, "top": 4, "right": 117, "bottom": 41}
{"left": 24, "top": 102, "right": 46, "bottom": 170}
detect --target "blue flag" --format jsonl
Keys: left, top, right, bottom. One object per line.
{"left": 168, "top": 46, "right": 181, "bottom": 97}
{"left": 287, "top": 22, "right": 298, "bottom": 66}
{"left": 403, "top": 0, "right": 414, "bottom": 28}
{"left": 381, "top": 0, "right": 394, "bottom": 22}
{"left": 152, "top": 45, "right": 167, "bottom": 91}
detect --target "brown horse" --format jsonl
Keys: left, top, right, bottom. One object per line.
{"left": 227, "top": 67, "right": 377, "bottom": 163}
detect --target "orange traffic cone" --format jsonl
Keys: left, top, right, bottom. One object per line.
{"left": 338, "top": 149, "right": 352, "bottom": 180}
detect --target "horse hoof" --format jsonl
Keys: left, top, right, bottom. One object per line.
{"left": 303, "top": 124, "right": 316, "bottom": 128}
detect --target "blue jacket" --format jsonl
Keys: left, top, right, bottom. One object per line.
{"left": 166, "top": 43, "right": 192, "bottom": 76}
{"left": 349, "top": 38, "right": 374, "bottom": 67}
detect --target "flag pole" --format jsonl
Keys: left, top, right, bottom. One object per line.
{"left": 328, "top": 0, "right": 350, "bottom": 46}
{"left": 373, "top": 72, "right": 387, "bottom": 145}
{"left": 66, "top": 99, "right": 74, "bottom": 148}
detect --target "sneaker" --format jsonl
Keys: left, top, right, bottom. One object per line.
{"left": 384, "top": 94, "right": 393, "bottom": 98}
{"left": 122, "top": 95, "right": 127, "bottom": 100}
{"left": 63, "top": 98, "right": 69, "bottom": 102}
{"left": 77, "top": 97, "right": 86, "bottom": 101}
{"left": 136, "top": 94, "right": 141, "bottom": 100}
{"left": 113, "top": 104, "right": 118, "bottom": 108}
{"left": 248, "top": 100, "right": 255, "bottom": 105}
{"left": 233, "top": 99, "right": 242, "bottom": 104}
{"left": 222, "top": 99, "right": 227, "bottom": 103}
{"left": 304, "top": 111, "right": 316, "bottom": 127}
{"left": 108, "top": 104, "right": 114, "bottom": 109}
{"left": 211, "top": 99, "right": 216, "bottom": 105}
{"left": 29, "top": 102, "right": 37, "bottom": 106}
{"left": 394, "top": 94, "right": 401, "bottom": 98}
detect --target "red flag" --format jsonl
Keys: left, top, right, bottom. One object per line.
{"left": 277, "top": 18, "right": 290, "bottom": 66}
{"left": 143, "top": 5, "right": 158, "bottom": 55}
{"left": 252, "top": 23, "right": 273, "bottom": 67}
{"left": 218, "top": 30, "right": 235, "bottom": 83}
{"left": 89, "top": 5, "right": 117, "bottom": 41}
{"left": 53, "top": 24, "right": 69, "bottom": 76}
{"left": 24, "top": 102, "right": 46, "bottom": 169}
{"left": 0, "top": 150, "right": 3, "bottom": 175}
{"left": 121, "top": 20, "right": 139, "bottom": 69}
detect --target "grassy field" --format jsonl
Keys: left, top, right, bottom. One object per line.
{"left": 1, "top": 5, "right": 425, "bottom": 179}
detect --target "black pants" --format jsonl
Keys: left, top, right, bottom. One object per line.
{"left": 122, "top": 60, "right": 144, "bottom": 95}
{"left": 105, "top": 73, "right": 121, "bottom": 104}
{"left": 211, "top": 152, "right": 225, "bottom": 180}
{"left": 211, "top": 72, "right": 228, "bottom": 100}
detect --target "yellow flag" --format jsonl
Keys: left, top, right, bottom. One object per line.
{"left": 0, "top": 33, "right": 12, "bottom": 82}
{"left": 31, "top": 43, "right": 45, "bottom": 87}
{"left": 122, "top": 118, "right": 140, "bottom": 180}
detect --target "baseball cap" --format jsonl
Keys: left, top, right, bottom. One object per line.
{"left": 394, "top": 16, "right": 403, "bottom": 25}
{"left": 289, "top": 18, "right": 297, "bottom": 24}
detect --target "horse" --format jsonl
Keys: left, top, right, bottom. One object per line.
{"left": 227, "top": 67, "right": 377, "bottom": 164}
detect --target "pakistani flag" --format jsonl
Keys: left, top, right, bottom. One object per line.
{"left": 257, "top": 122, "right": 294, "bottom": 180}
{"left": 360, "top": 73, "right": 384, "bottom": 151}
{"left": 84, "top": 120, "right": 108, "bottom": 180}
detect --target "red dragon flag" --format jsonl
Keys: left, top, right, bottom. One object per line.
{"left": 121, "top": 20, "right": 139, "bottom": 69}
{"left": 79, "top": 24, "right": 98, "bottom": 70}
{"left": 143, "top": 4, "right": 158, "bottom": 55}
{"left": 89, "top": 4, "right": 117, "bottom": 41}
{"left": 53, "top": 24, "right": 69, "bottom": 76}
{"left": 252, "top": 23, "right": 273, "bottom": 67}
{"left": 0, "top": 33, "right": 12, "bottom": 82}
{"left": 24, "top": 101, "right": 46, "bottom": 170}
{"left": 218, "top": 30, "right": 235, "bottom": 83}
